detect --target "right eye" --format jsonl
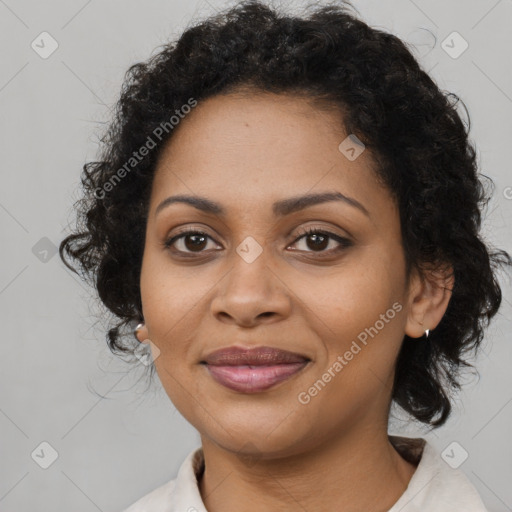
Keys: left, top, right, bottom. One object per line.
{"left": 163, "top": 230, "right": 221, "bottom": 255}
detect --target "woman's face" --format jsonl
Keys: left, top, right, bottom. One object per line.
{"left": 139, "top": 92, "right": 419, "bottom": 457}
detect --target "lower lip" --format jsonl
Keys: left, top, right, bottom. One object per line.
{"left": 205, "top": 362, "right": 308, "bottom": 393}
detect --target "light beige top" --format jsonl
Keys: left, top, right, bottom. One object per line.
{"left": 121, "top": 436, "right": 489, "bottom": 512}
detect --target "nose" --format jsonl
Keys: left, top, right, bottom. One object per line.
{"left": 210, "top": 247, "right": 292, "bottom": 328}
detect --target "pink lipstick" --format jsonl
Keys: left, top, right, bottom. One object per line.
{"left": 202, "top": 346, "right": 310, "bottom": 393}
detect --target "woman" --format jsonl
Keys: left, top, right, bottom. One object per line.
{"left": 59, "top": 1, "right": 511, "bottom": 510}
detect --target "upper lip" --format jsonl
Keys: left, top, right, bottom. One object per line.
{"left": 202, "top": 346, "right": 310, "bottom": 366}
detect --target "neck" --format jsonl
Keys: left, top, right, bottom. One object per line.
{"left": 198, "top": 428, "right": 418, "bottom": 512}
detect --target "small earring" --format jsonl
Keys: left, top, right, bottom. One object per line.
{"left": 425, "top": 329, "right": 430, "bottom": 338}
{"left": 134, "top": 322, "right": 145, "bottom": 343}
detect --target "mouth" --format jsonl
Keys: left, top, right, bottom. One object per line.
{"left": 201, "top": 346, "right": 311, "bottom": 393}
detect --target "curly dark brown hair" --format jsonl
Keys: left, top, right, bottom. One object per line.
{"left": 59, "top": 0, "right": 511, "bottom": 427}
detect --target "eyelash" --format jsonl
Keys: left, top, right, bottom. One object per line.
{"left": 163, "top": 227, "right": 353, "bottom": 257}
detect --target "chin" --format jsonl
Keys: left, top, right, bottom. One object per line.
{"left": 198, "top": 404, "right": 312, "bottom": 457}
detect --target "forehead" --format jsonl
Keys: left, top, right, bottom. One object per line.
{"left": 150, "top": 92, "right": 386, "bottom": 215}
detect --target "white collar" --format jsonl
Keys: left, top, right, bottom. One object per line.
{"left": 122, "top": 436, "right": 489, "bottom": 511}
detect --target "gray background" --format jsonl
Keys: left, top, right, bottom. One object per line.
{"left": 1, "top": 0, "right": 511, "bottom": 510}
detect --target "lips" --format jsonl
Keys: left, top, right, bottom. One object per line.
{"left": 204, "top": 346, "right": 309, "bottom": 366}
{"left": 202, "top": 346, "right": 310, "bottom": 393}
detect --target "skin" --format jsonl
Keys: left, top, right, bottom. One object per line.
{"left": 135, "top": 91, "right": 454, "bottom": 512}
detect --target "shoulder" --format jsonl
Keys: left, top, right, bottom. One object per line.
{"left": 121, "top": 478, "right": 177, "bottom": 512}
{"left": 389, "top": 436, "right": 489, "bottom": 512}
{"left": 119, "top": 446, "right": 205, "bottom": 512}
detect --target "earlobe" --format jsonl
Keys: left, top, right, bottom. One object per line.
{"left": 134, "top": 321, "right": 150, "bottom": 343}
{"left": 404, "top": 265, "right": 454, "bottom": 339}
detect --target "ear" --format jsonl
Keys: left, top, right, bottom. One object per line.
{"left": 404, "top": 263, "right": 455, "bottom": 338}
{"left": 135, "top": 322, "right": 150, "bottom": 343}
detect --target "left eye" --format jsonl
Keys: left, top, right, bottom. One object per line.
{"left": 289, "top": 229, "right": 352, "bottom": 253}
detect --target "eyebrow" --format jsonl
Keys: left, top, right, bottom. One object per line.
{"left": 154, "top": 191, "right": 370, "bottom": 218}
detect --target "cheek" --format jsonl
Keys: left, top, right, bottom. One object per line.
{"left": 140, "top": 262, "right": 205, "bottom": 413}
{"left": 301, "top": 260, "right": 402, "bottom": 331}
{"left": 294, "top": 252, "right": 407, "bottom": 375}
{"left": 139, "top": 255, "right": 202, "bottom": 354}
